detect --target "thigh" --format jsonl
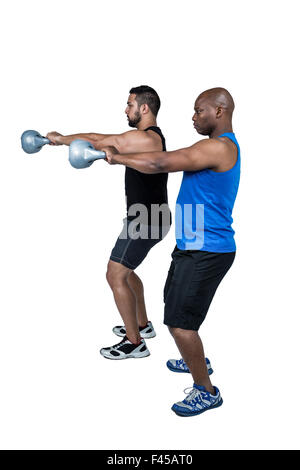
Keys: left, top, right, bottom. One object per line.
{"left": 164, "top": 249, "right": 197, "bottom": 326}
{"left": 164, "top": 250, "right": 235, "bottom": 330}
{"left": 124, "top": 235, "right": 162, "bottom": 269}
{"left": 163, "top": 259, "right": 175, "bottom": 303}
{"left": 110, "top": 218, "right": 133, "bottom": 267}
{"left": 183, "top": 252, "right": 235, "bottom": 329}
{"left": 110, "top": 219, "right": 164, "bottom": 270}
{"left": 164, "top": 246, "right": 183, "bottom": 303}
{"left": 107, "top": 259, "right": 132, "bottom": 278}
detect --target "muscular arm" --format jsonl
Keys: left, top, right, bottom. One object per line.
{"left": 105, "top": 138, "right": 230, "bottom": 174}
{"left": 54, "top": 132, "right": 113, "bottom": 147}
{"left": 47, "top": 130, "right": 161, "bottom": 154}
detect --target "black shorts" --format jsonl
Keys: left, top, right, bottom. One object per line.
{"left": 164, "top": 246, "right": 235, "bottom": 330}
{"left": 110, "top": 217, "right": 171, "bottom": 270}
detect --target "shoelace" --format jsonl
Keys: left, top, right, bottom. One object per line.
{"left": 183, "top": 387, "right": 208, "bottom": 405}
{"left": 112, "top": 337, "right": 143, "bottom": 349}
{"left": 177, "top": 359, "right": 187, "bottom": 369}
{"left": 112, "top": 337, "right": 129, "bottom": 349}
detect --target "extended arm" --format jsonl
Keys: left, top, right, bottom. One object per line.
{"left": 46, "top": 132, "right": 113, "bottom": 147}
{"left": 103, "top": 138, "right": 229, "bottom": 173}
{"left": 46, "top": 129, "right": 160, "bottom": 154}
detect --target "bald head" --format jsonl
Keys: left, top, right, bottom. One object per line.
{"left": 193, "top": 87, "right": 235, "bottom": 137}
{"left": 198, "top": 88, "right": 235, "bottom": 115}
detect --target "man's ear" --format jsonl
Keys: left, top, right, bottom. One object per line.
{"left": 141, "top": 103, "right": 149, "bottom": 115}
{"left": 216, "top": 106, "right": 224, "bottom": 119}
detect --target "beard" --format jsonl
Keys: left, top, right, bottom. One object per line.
{"left": 128, "top": 110, "right": 142, "bottom": 128}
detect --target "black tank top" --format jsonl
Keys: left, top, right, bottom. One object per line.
{"left": 125, "top": 126, "right": 169, "bottom": 223}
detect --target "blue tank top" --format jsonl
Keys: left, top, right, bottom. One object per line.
{"left": 175, "top": 132, "right": 240, "bottom": 252}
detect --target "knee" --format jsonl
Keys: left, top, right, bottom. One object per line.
{"left": 106, "top": 263, "right": 127, "bottom": 290}
{"left": 106, "top": 264, "right": 119, "bottom": 289}
{"left": 168, "top": 326, "right": 197, "bottom": 341}
{"left": 106, "top": 267, "right": 114, "bottom": 288}
{"left": 168, "top": 326, "right": 186, "bottom": 339}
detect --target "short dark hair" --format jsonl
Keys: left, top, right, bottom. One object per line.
{"left": 129, "top": 85, "right": 161, "bottom": 116}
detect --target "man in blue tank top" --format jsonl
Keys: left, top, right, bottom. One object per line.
{"left": 102, "top": 87, "right": 240, "bottom": 417}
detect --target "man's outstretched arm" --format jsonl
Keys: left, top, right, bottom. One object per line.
{"left": 46, "top": 130, "right": 159, "bottom": 154}
{"left": 46, "top": 132, "right": 114, "bottom": 147}
{"left": 102, "top": 138, "right": 228, "bottom": 173}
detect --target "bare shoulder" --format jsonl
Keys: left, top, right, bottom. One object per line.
{"left": 123, "top": 129, "right": 162, "bottom": 151}
{"left": 135, "top": 128, "right": 162, "bottom": 150}
{"left": 116, "top": 129, "right": 161, "bottom": 153}
{"left": 188, "top": 137, "right": 237, "bottom": 172}
{"left": 194, "top": 137, "right": 237, "bottom": 172}
{"left": 215, "top": 136, "right": 238, "bottom": 171}
{"left": 145, "top": 128, "right": 163, "bottom": 145}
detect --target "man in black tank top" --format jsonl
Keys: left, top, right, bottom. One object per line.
{"left": 125, "top": 126, "right": 168, "bottom": 224}
{"left": 46, "top": 85, "right": 171, "bottom": 360}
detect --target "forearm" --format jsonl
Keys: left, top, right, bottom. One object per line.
{"left": 114, "top": 151, "right": 167, "bottom": 174}
{"left": 59, "top": 133, "right": 108, "bottom": 146}
{"left": 105, "top": 140, "right": 221, "bottom": 173}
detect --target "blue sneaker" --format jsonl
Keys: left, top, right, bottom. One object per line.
{"left": 166, "top": 358, "right": 213, "bottom": 375}
{"left": 172, "top": 384, "right": 223, "bottom": 417}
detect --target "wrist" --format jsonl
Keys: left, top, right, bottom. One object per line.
{"left": 113, "top": 154, "right": 123, "bottom": 165}
{"left": 57, "top": 134, "right": 67, "bottom": 145}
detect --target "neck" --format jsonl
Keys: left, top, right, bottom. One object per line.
{"left": 210, "top": 123, "right": 233, "bottom": 138}
{"left": 137, "top": 117, "right": 157, "bottom": 131}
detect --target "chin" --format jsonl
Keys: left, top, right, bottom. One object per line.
{"left": 198, "top": 129, "right": 209, "bottom": 136}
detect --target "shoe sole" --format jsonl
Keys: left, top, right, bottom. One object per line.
{"left": 100, "top": 350, "right": 151, "bottom": 360}
{"left": 171, "top": 398, "right": 223, "bottom": 417}
{"left": 166, "top": 361, "right": 213, "bottom": 376}
{"left": 113, "top": 329, "right": 156, "bottom": 339}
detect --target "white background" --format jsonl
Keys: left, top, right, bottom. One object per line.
{"left": 1, "top": 0, "right": 299, "bottom": 450}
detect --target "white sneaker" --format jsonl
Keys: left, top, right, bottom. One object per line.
{"left": 100, "top": 336, "right": 150, "bottom": 360}
{"left": 166, "top": 357, "right": 213, "bottom": 375}
{"left": 112, "top": 321, "right": 156, "bottom": 339}
{"left": 172, "top": 384, "right": 223, "bottom": 417}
